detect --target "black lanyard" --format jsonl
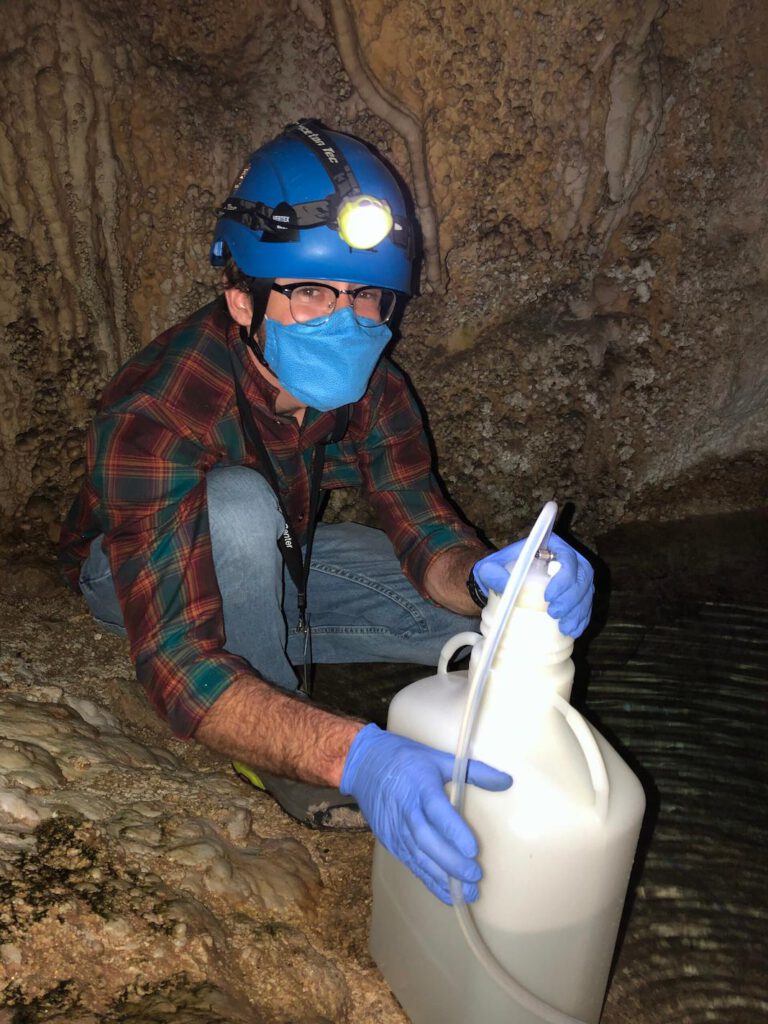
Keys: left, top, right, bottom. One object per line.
{"left": 229, "top": 350, "right": 349, "bottom": 686}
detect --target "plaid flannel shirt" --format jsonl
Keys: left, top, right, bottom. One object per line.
{"left": 59, "top": 298, "right": 486, "bottom": 737}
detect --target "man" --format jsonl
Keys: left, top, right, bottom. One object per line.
{"left": 59, "top": 120, "right": 593, "bottom": 906}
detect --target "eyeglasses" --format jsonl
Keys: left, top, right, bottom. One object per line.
{"left": 271, "top": 282, "right": 397, "bottom": 327}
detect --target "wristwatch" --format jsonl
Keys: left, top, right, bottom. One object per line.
{"left": 466, "top": 569, "right": 487, "bottom": 609}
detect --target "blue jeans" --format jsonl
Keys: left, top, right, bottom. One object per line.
{"left": 79, "top": 467, "right": 479, "bottom": 693}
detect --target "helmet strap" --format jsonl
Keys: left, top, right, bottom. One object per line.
{"left": 240, "top": 278, "right": 274, "bottom": 369}
{"left": 240, "top": 324, "right": 271, "bottom": 370}
{"left": 284, "top": 119, "right": 360, "bottom": 204}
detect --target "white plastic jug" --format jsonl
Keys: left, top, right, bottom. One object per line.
{"left": 370, "top": 548, "right": 646, "bottom": 1024}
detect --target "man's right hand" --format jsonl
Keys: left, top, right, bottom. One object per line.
{"left": 340, "top": 723, "right": 512, "bottom": 904}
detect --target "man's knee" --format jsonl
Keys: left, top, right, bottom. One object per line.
{"left": 206, "top": 467, "right": 283, "bottom": 541}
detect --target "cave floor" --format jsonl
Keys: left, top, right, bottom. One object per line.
{"left": 0, "top": 509, "right": 766, "bottom": 1023}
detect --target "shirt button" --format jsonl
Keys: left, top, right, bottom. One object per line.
{"left": 297, "top": 513, "right": 305, "bottom": 522}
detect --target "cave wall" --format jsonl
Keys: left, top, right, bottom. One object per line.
{"left": 1, "top": 0, "right": 766, "bottom": 548}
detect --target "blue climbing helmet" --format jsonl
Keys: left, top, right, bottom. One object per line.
{"left": 210, "top": 119, "right": 415, "bottom": 294}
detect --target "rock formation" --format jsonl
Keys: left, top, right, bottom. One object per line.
{"left": 1, "top": 0, "right": 766, "bottom": 549}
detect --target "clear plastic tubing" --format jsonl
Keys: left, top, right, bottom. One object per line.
{"left": 448, "top": 500, "right": 588, "bottom": 1024}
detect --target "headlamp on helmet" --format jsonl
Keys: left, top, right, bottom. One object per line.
{"left": 336, "top": 195, "right": 394, "bottom": 250}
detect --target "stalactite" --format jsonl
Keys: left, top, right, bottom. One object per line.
{"left": 328, "top": 0, "right": 444, "bottom": 292}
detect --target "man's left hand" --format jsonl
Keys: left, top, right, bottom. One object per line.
{"left": 473, "top": 533, "right": 594, "bottom": 638}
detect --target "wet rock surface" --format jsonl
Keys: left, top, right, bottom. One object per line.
{"left": 0, "top": 584, "right": 390, "bottom": 1023}
{"left": 0, "top": 511, "right": 766, "bottom": 1022}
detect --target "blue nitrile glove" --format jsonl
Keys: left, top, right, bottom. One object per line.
{"left": 473, "top": 532, "right": 594, "bottom": 638}
{"left": 340, "top": 723, "right": 512, "bottom": 905}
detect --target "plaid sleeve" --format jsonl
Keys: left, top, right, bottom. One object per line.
{"left": 358, "top": 363, "right": 488, "bottom": 595}
{"left": 89, "top": 401, "right": 249, "bottom": 738}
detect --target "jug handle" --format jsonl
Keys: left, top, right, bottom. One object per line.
{"left": 437, "top": 632, "right": 482, "bottom": 676}
{"left": 553, "top": 695, "right": 610, "bottom": 822}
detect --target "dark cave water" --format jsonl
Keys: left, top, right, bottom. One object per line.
{"left": 581, "top": 599, "right": 767, "bottom": 1021}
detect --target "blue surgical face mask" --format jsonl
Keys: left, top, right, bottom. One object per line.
{"left": 262, "top": 306, "right": 392, "bottom": 411}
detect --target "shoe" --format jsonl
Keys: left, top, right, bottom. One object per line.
{"left": 232, "top": 761, "right": 369, "bottom": 831}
